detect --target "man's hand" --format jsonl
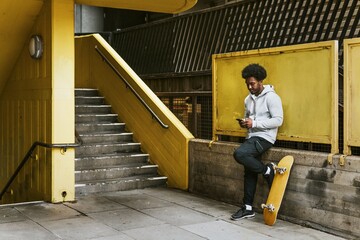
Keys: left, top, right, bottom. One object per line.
{"left": 240, "top": 118, "right": 253, "bottom": 129}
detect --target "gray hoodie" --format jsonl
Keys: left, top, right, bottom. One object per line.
{"left": 244, "top": 85, "right": 283, "bottom": 144}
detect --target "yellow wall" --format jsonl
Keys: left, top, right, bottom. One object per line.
{"left": 344, "top": 38, "right": 360, "bottom": 155}
{"left": 0, "top": 0, "right": 44, "bottom": 95}
{"left": 0, "top": 0, "right": 75, "bottom": 204}
{"left": 75, "top": 34, "right": 194, "bottom": 189}
{"left": 212, "top": 41, "right": 339, "bottom": 153}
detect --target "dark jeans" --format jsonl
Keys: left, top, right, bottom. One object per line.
{"left": 233, "top": 137, "right": 273, "bottom": 206}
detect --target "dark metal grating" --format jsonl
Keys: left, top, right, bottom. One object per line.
{"left": 110, "top": 0, "right": 360, "bottom": 154}
{"left": 111, "top": 0, "right": 360, "bottom": 75}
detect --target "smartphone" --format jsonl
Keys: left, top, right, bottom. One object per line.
{"left": 236, "top": 118, "right": 245, "bottom": 123}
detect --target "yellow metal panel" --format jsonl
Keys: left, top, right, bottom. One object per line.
{"left": 343, "top": 38, "right": 360, "bottom": 155}
{"left": 75, "top": 35, "right": 194, "bottom": 189}
{"left": 75, "top": 0, "right": 197, "bottom": 13}
{"left": 213, "top": 41, "right": 338, "bottom": 153}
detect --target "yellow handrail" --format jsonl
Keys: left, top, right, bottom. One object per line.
{"left": 95, "top": 46, "right": 169, "bottom": 129}
{"left": 0, "top": 133, "right": 82, "bottom": 200}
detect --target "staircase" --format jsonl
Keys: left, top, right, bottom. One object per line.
{"left": 75, "top": 88, "right": 167, "bottom": 196}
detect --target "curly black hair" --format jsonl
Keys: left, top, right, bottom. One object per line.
{"left": 241, "top": 63, "right": 267, "bottom": 81}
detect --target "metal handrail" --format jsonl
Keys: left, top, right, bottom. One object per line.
{"left": 94, "top": 45, "right": 169, "bottom": 129}
{"left": 0, "top": 132, "right": 83, "bottom": 200}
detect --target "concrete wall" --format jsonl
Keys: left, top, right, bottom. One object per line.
{"left": 188, "top": 139, "right": 360, "bottom": 239}
{"left": 75, "top": 4, "right": 104, "bottom": 33}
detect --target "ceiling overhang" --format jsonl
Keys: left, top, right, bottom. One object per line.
{"left": 75, "top": 0, "right": 197, "bottom": 13}
{"left": 0, "top": 0, "right": 197, "bottom": 94}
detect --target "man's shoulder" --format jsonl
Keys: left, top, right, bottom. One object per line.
{"left": 266, "top": 90, "right": 281, "bottom": 99}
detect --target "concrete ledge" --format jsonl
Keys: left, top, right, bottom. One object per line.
{"left": 188, "top": 139, "right": 360, "bottom": 239}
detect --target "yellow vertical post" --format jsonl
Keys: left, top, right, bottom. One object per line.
{"left": 51, "top": 0, "right": 75, "bottom": 202}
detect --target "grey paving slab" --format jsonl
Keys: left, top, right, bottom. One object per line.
{"left": 0, "top": 220, "right": 59, "bottom": 240}
{"left": 220, "top": 212, "right": 268, "bottom": 229}
{"left": 0, "top": 187, "right": 349, "bottom": 240}
{"left": 221, "top": 214, "right": 346, "bottom": 240}
{"left": 181, "top": 219, "right": 276, "bottom": 240}
{"left": 90, "top": 234, "right": 135, "bottom": 240}
{"left": 103, "top": 192, "right": 176, "bottom": 210}
{"left": 176, "top": 196, "right": 238, "bottom": 218}
{"left": 88, "top": 208, "right": 164, "bottom": 231}
{"left": 64, "top": 194, "right": 127, "bottom": 214}
{"left": 40, "top": 215, "right": 120, "bottom": 240}
{"left": 259, "top": 223, "right": 346, "bottom": 240}
{"left": 142, "top": 187, "right": 208, "bottom": 203}
{"left": 100, "top": 189, "right": 145, "bottom": 198}
{"left": 0, "top": 207, "right": 27, "bottom": 223}
{"left": 15, "top": 202, "right": 80, "bottom": 223}
{"left": 142, "top": 205, "right": 216, "bottom": 227}
{"left": 123, "top": 223, "right": 206, "bottom": 240}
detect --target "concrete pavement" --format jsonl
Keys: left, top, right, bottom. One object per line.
{"left": 0, "top": 187, "right": 347, "bottom": 240}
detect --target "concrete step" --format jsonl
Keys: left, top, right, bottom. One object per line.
{"left": 76, "top": 123, "right": 125, "bottom": 133}
{"left": 79, "top": 132, "right": 133, "bottom": 143}
{"left": 75, "top": 105, "right": 112, "bottom": 114}
{"left": 75, "top": 163, "right": 159, "bottom": 182}
{"left": 76, "top": 114, "right": 119, "bottom": 123}
{"left": 75, "top": 175, "right": 168, "bottom": 196}
{"left": 75, "top": 88, "right": 99, "bottom": 97}
{"left": 74, "top": 88, "right": 167, "bottom": 195}
{"left": 75, "top": 96, "right": 105, "bottom": 105}
{"left": 76, "top": 143, "right": 141, "bottom": 156}
{"left": 75, "top": 153, "right": 149, "bottom": 170}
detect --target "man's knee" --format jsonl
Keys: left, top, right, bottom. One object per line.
{"left": 233, "top": 148, "right": 248, "bottom": 164}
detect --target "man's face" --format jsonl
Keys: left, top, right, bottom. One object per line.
{"left": 245, "top": 77, "right": 263, "bottom": 96}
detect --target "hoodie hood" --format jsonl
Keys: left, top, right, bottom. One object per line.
{"left": 250, "top": 85, "right": 275, "bottom": 99}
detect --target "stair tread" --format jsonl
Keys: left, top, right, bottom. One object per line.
{"left": 76, "top": 113, "right": 118, "bottom": 116}
{"left": 75, "top": 96, "right": 104, "bottom": 98}
{"left": 78, "top": 131, "right": 128, "bottom": 135}
{"left": 79, "top": 132, "right": 132, "bottom": 137}
{"left": 75, "top": 152, "right": 149, "bottom": 160}
{"left": 76, "top": 122, "right": 124, "bottom": 126}
{"left": 75, "top": 174, "right": 167, "bottom": 185}
{"left": 78, "top": 142, "right": 139, "bottom": 146}
{"left": 75, "top": 88, "right": 99, "bottom": 90}
{"left": 75, "top": 163, "right": 158, "bottom": 172}
{"left": 76, "top": 104, "right": 111, "bottom": 107}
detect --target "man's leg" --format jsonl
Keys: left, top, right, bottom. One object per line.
{"left": 243, "top": 167, "right": 258, "bottom": 206}
{"left": 231, "top": 137, "right": 273, "bottom": 220}
{"left": 233, "top": 137, "right": 270, "bottom": 174}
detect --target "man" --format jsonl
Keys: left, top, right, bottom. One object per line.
{"left": 231, "top": 63, "right": 283, "bottom": 220}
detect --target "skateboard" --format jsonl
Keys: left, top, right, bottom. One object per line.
{"left": 261, "top": 155, "right": 294, "bottom": 226}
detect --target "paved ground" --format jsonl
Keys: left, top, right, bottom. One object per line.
{"left": 0, "top": 187, "right": 346, "bottom": 240}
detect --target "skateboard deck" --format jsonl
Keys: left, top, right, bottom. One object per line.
{"left": 261, "top": 155, "right": 294, "bottom": 226}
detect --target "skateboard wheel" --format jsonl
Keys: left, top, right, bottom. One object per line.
{"left": 268, "top": 204, "right": 275, "bottom": 212}
{"left": 276, "top": 167, "right": 286, "bottom": 175}
{"left": 261, "top": 203, "right": 275, "bottom": 212}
